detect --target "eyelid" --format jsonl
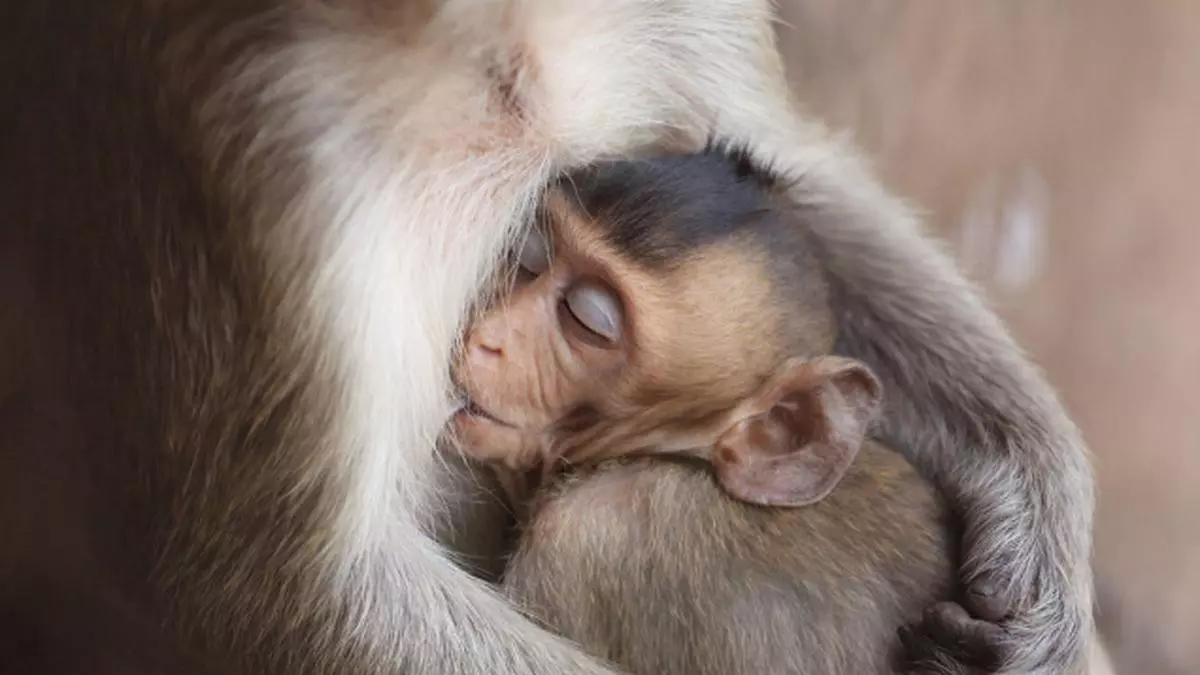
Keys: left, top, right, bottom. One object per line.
{"left": 563, "top": 281, "right": 622, "bottom": 343}
{"left": 518, "top": 229, "right": 551, "bottom": 274}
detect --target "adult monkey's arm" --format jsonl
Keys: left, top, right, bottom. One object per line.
{"left": 711, "top": 131, "right": 1094, "bottom": 672}
{"left": 0, "top": 1, "right": 1090, "bottom": 675}
{"left": 530, "top": 1, "right": 1096, "bottom": 670}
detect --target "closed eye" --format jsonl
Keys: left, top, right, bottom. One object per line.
{"left": 562, "top": 281, "right": 623, "bottom": 344}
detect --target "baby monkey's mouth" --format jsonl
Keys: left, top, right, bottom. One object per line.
{"left": 462, "top": 400, "right": 513, "bottom": 427}
{"left": 451, "top": 383, "right": 516, "bottom": 429}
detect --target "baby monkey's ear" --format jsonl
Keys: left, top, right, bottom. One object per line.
{"left": 711, "top": 356, "right": 882, "bottom": 508}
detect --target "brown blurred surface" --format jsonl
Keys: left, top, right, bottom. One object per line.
{"left": 774, "top": 3, "right": 1200, "bottom": 674}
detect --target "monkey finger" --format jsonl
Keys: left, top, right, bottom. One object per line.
{"left": 897, "top": 623, "right": 986, "bottom": 675}
{"left": 896, "top": 624, "right": 934, "bottom": 665}
{"left": 897, "top": 624, "right": 941, "bottom": 672}
{"left": 918, "top": 601, "right": 1008, "bottom": 670}
{"left": 962, "top": 574, "right": 1014, "bottom": 622}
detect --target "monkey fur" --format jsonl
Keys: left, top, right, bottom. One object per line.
{"left": 0, "top": 1, "right": 1093, "bottom": 674}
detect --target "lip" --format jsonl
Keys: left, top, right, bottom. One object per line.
{"left": 455, "top": 397, "right": 515, "bottom": 429}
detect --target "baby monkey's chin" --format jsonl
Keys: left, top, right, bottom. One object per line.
{"left": 451, "top": 409, "right": 545, "bottom": 469}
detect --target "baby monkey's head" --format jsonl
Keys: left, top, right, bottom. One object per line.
{"left": 452, "top": 144, "right": 882, "bottom": 507}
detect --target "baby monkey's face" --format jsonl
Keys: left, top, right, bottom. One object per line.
{"left": 450, "top": 186, "right": 884, "bottom": 508}
{"left": 451, "top": 196, "right": 633, "bottom": 470}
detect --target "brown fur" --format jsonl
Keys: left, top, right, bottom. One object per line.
{"left": 503, "top": 442, "right": 956, "bottom": 675}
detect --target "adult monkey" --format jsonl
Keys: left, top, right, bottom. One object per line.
{"left": 0, "top": 1, "right": 1092, "bottom": 674}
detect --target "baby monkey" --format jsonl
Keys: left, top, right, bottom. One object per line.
{"left": 450, "top": 146, "right": 965, "bottom": 673}
{"left": 452, "top": 147, "right": 878, "bottom": 510}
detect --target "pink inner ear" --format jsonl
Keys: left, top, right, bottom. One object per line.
{"left": 716, "top": 445, "right": 740, "bottom": 465}
{"left": 714, "top": 443, "right": 855, "bottom": 508}
{"left": 711, "top": 372, "right": 872, "bottom": 508}
{"left": 710, "top": 410, "right": 854, "bottom": 504}
{"left": 770, "top": 396, "right": 824, "bottom": 454}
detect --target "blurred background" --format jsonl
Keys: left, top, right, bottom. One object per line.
{"left": 772, "top": 2, "right": 1200, "bottom": 674}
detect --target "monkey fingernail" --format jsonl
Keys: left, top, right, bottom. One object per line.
{"left": 965, "top": 580, "right": 1013, "bottom": 622}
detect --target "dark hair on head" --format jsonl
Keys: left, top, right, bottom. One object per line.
{"left": 558, "top": 140, "right": 833, "bottom": 354}
{"left": 558, "top": 139, "right": 792, "bottom": 268}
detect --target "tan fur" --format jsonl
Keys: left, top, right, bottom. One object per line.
{"left": 554, "top": 200, "right": 796, "bottom": 404}
{"left": 503, "top": 442, "right": 956, "bottom": 675}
